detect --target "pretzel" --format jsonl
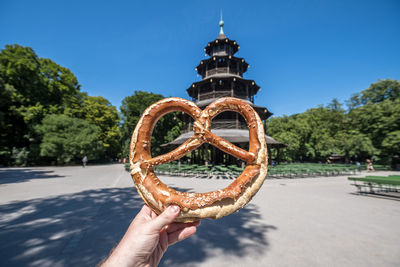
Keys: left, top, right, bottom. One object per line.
{"left": 129, "top": 97, "right": 268, "bottom": 222}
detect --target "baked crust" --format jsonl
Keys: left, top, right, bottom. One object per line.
{"left": 129, "top": 97, "right": 268, "bottom": 222}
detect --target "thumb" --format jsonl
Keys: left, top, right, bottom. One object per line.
{"left": 150, "top": 205, "right": 180, "bottom": 231}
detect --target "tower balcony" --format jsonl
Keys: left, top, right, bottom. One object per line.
{"left": 196, "top": 56, "right": 249, "bottom": 79}
{"left": 197, "top": 90, "right": 247, "bottom": 102}
{"left": 205, "top": 67, "right": 242, "bottom": 78}
{"left": 187, "top": 77, "right": 261, "bottom": 101}
{"left": 182, "top": 119, "right": 248, "bottom": 134}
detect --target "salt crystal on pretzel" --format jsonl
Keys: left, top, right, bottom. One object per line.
{"left": 129, "top": 97, "right": 268, "bottom": 222}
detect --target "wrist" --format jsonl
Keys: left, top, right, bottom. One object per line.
{"left": 101, "top": 239, "right": 143, "bottom": 267}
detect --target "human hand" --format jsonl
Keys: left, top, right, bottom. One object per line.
{"left": 101, "top": 205, "right": 200, "bottom": 267}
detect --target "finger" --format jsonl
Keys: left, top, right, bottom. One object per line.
{"left": 166, "top": 221, "right": 201, "bottom": 233}
{"left": 133, "top": 205, "right": 152, "bottom": 223}
{"left": 140, "top": 205, "right": 152, "bottom": 214}
{"left": 150, "top": 205, "right": 180, "bottom": 232}
{"left": 149, "top": 208, "right": 158, "bottom": 219}
{"left": 168, "top": 226, "right": 197, "bottom": 246}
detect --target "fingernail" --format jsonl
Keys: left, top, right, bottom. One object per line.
{"left": 169, "top": 205, "right": 180, "bottom": 214}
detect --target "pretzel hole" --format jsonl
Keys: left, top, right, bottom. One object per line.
{"left": 146, "top": 104, "right": 252, "bottom": 193}
{"left": 184, "top": 143, "right": 247, "bottom": 168}
{"left": 150, "top": 111, "right": 185, "bottom": 157}
{"left": 211, "top": 110, "right": 248, "bottom": 130}
{"left": 153, "top": 143, "right": 247, "bottom": 193}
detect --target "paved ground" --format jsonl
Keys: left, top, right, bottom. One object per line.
{"left": 0, "top": 165, "right": 399, "bottom": 267}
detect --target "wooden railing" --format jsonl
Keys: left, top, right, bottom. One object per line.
{"left": 211, "top": 120, "right": 248, "bottom": 129}
{"left": 206, "top": 68, "right": 240, "bottom": 77}
{"left": 198, "top": 91, "right": 247, "bottom": 101}
{"left": 183, "top": 120, "right": 248, "bottom": 133}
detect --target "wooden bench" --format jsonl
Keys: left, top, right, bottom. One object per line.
{"left": 348, "top": 175, "right": 400, "bottom": 197}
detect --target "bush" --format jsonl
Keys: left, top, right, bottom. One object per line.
{"left": 11, "top": 147, "right": 30, "bottom": 166}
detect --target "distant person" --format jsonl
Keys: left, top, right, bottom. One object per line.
{"left": 82, "top": 156, "right": 88, "bottom": 168}
{"left": 366, "top": 159, "right": 374, "bottom": 172}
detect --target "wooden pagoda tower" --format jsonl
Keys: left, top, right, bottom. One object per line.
{"left": 166, "top": 18, "right": 284, "bottom": 166}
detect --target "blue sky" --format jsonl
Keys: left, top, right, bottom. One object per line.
{"left": 1, "top": 0, "right": 399, "bottom": 117}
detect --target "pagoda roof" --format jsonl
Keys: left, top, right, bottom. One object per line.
{"left": 187, "top": 76, "right": 261, "bottom": 98}
{"left": 205, "top": 73, "right": 242, "bottom": 79}
{"left": 196, "top": 55, "right": 249, "bottom": 74}
{"left": 205, "top": 38, "right": 239, "bottom": 56}
{"left": 162, "top": 129, "right": 286, "bottom": 148}
{"left": 195, "top": 97, "right": 272, "bottom": 120}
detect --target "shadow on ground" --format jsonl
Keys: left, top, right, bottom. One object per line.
{"left": 161, "top": 203, "right": 276, "bottom": 267}
{"left": 0, "top": 186, "right": 276, "bottom": 267}
{"left": 0, "top": 168, "right": 65, "bottom": 185}
{"left": 349, "top": 192, "right": 400, "bottom": 201}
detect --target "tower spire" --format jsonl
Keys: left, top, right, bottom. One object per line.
{"left": 218, "top": 10, "right": 226, "bottom": 39}
{"left": 219, "top": 10, "right": 224, "bottom": 35}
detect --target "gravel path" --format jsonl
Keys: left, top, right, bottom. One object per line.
{"left": 0, "top": 165, "right": 399, "bottom": 267}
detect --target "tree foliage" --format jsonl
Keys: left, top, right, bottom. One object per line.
{"left": 120, "top": 91, "right": 182, "bottom": 157}
{"left": 267, "top": 79, "right": 400, "bottom": 165}
{"left": 348, "top": 79, "right": 400, "bottom": 108}
{"left": 0, "top": 44, "right": 120, "bottom": 165}
{"left": 36, "top": 114, "right": 103, "bottom": 164}
{"left": 83, "top": 96, "right": 121, "bottom": 158}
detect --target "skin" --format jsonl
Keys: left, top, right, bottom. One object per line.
{"left": 101, "top": 205, "right": 200, "bottom": 267}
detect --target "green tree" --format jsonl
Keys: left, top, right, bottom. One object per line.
{"left": 348, "top": 79, "right": 400, "bottom": 109}
{"left": 267, "top": 99, "right": 347, "bottom": 162}
{"left": 36, "top": 114, "right": 103, "bottom": 164}
{"left": 267, "top": 115, "right": 307, "bottom": 161}
{"left": 0, "top": 45, "right": 84, "bottom": 122}
{"left": 335, "top": 130, "right": 375, "bottom": 163}
{"left": 0, "top": 44, "right": 85, "bottom": 164}
{"left": 120, "top": 91, "right": 181, "bottom": 158}
{"left": 348, "top": 98, "right": 400, "bottom": 163}
{"left": 347, "top": 79, "right": 400, "bottom": 164}
{"left": 83, "top": 96, "right": 121, "bottom": 158}
{"left": 382, "top": 130, "right": 400, "bottom": 159}
{"left": 305, "top": 101, "right": 346, "bottom": 160}
{"left": 268, "top": 79, "right": 400, "bottom": 165}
